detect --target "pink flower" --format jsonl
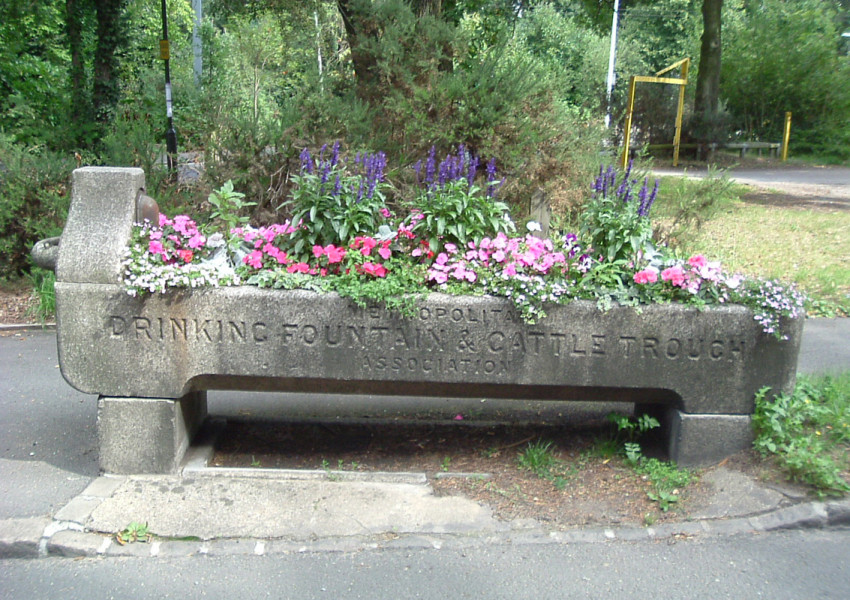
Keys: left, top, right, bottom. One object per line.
{"left": 380, "top": 208, "right": 392, "bottom": 219}
{"left": 188, "top": 233, "right": 206, "bottom": 249}
{"left": 313, "top": 245, "right": 325, "bottom": 258}
{"left": 287, "top": 262, "right": 310, "bottom": 274}
{"left": 326, "top": 245, "right": 345, "bottom": 264}
{"left": 661, "top": 265, "right": 686, "bottom": 287}
{"left": 428, "top": 268, "right": 448, "bottom": 284}
{"left": 244, "top": 250, "right": 264, "bottom": 269}
{"left": 148, "top": 240, "right": 165, "bottom": 256}
{"left": 263, "top": 243, "right": 287, "bottom": 264}
{"left": 176, "top": 249, "right": 194, "bottom": 263}
{"left": 362, "top": 262, "right": 388, "bottom": 277}
{"left": 688, "top": 255, "right": 707, "bottom": 269}
{"left": 633, "top": 268, "right": 658, "bottom": 284}
{"left": 353, "top": 236, "right": 377, "bottom": 256}
{"left": 378, "top": 244, "right": 392, "bottom": 260}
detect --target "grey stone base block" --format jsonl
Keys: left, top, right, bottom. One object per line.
{"left": 97, "top": 392, "right": 207, "bottom": 474}
{"left": 666, "top": 410, "right": 753, "bottom": 467}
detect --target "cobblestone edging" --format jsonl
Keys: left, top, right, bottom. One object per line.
{"left": 3, "top": 476, "right": 850, "bottom": 560}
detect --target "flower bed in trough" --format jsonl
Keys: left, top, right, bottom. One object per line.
{"left": 49, "top": 154, "right": 804, "bottom": 475}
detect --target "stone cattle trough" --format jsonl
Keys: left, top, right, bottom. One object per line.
{"left": 50, "top": 168, "right": 803, "bottom": 474}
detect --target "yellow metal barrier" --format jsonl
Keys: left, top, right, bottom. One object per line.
{"left": 781, "top": 112, "right": 792, "bottom": 161}
{"left": 621, "top": 58, "right": 690, "bottom": 169}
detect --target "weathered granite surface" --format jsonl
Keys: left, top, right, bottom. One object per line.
{"left": 52, "top": 167, "right": 804, "bottom": 472}
{"left": 56, "top": 284, "right": 801, "bottom": 416}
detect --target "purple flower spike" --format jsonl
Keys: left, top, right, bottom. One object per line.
{"left": 425, "top": 146, "right": 437, "bottom": 187}
{"left": 331, "top": 140, "right": 340, "bottom": 169}
{"left": 645, "top": 180, "right": 659, "bottom": 215}
{"left": 467, "top": 155, "right": 480, "bottom": 189}
{"left": 637, "top": 177, "right": 649, "bottom": 215}
{"left": 299, "top": 147, "right": 313, "bottom": 174}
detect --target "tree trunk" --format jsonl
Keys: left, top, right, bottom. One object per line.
{"left": 66, "top": 0, "right": 90, "bottom": 138}
{"left": 92, "top": 0, "right": 125, "bottom": 123}
{"left": 694, "top": 0, "right": 722, "bottom": 117}
{"left": 336, "top": 0, "right": 379, "bottom": 100}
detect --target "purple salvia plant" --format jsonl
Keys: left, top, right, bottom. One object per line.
{"left": 424, "top": 147, "right": 437, "bottom": 188}
{"left": 636, "top": 177, "right": 649, "bottom": 215}
{"left": 300, "top": 147, "right": 313, "bottom": 174}
{"left": 330, "top": 141, "right": 340, "bottom": 169}
{"left": 466, "top": 155, "right": 480, "bottom": 189}
{"left": 644, "top": 180, "right": 659, "bottom": 216}
{"left": 486, "top": 157, "right": 498, "bottom": 198}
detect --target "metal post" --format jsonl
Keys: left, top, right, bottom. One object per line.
{"left": 781, "top": 112, "right": 792, "bottom": 161}
{"left": 192, "top": 0, "right": 203, "bottom": 85}
{"left": 621, "top": 76, "right": 637, "bottom": 169}
{"left": 604, "top": 0, "right": 620, "bottom": 129}
{"left": 161, "top": 0, "right": 178, "bottom": 174}
{"left": 672, "top": 59, "right": 690, "bottom": 167}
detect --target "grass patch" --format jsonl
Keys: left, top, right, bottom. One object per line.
{"left": 649, "top": 171, "right": 850, "bottom": 314}
{"left": 753, "top": 373, "right": 850, "bottom": 497}
{"left": 678, "top": 202, "right": 850, "bottom": 310}
{"left": 517, "top": 439, "right": 574, "bottom": 490}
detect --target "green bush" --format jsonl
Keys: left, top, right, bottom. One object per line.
{"left": 722, "top": 0, "right": 850, "bottom": 159}
{"left": 753, "top": 374, "right": 850, "bottom": 497}
{"left": 0, "top": 137, "right": 74, "bottom": 279}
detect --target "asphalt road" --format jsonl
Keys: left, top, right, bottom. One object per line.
{"left": 3, "top": 529, "right": 850, "bottom": 599}
{"left": 652, "top": 164, "right": 850, "bottom": 204}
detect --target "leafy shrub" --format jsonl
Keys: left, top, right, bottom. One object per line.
{"left": 580, "top": 162, "right": 658, "bottom": 262}
{"left": 280, "top": 143, "right": 392, "bottom": 260}
{"left": 405, "top": 145, "right": 514, "bottom": 253}
{"left": 0, "top": 137, "right": 74, "bottom": 279}
{"left": 753, "top": 374, "right": 850, "bottom": 497}
{"left": 722, "top": 0, "right": 850, "bottom": 159}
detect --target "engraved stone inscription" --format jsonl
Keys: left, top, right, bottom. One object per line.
{"left": 107, "top": 313, "right": 746, "bottom": 374}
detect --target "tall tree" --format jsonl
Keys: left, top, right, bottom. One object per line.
{"left": 693, "top": 0, "right": 722, "bottom": 129}
{"left": 92, "top": 0, "right": 127, "bottom": 123}
{"left": 66, "top": 0, "right": 90, "bottom": 129}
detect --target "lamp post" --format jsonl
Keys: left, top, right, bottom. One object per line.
{"left": 604, "top": 0, "right": 621, "bottom": 129}
{"left": 161, "top": 0, "right": 178, "bottom": 174}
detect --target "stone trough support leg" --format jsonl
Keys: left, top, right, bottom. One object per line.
{"left": 97, "top": 391, "right": 208, "bottom": 474}
{"left": 665, "top": 409, "right": 753, "bottom": 468}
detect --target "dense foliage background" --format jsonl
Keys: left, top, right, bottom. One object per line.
{"left": 1, "top": 0, "right": 848, "bottom": 280}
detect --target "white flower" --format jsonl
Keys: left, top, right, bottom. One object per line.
{"left": 526, "top": 221, "right": 542, "bottom": 233}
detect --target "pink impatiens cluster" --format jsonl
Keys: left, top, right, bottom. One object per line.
{"left": 427, "top": 233, "right": 575, "bottom": 285}
{"left": 145, "top": 214, "right": 208, "bottom": 265}
{"left": 633, "top": 254, "right": 741, "bottom": 301}
{"left": 234, "top": 224, "right": 399, "bottom": 279}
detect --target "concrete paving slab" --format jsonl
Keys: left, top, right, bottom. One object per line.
{"left": 688, "top": 467, "right": 786, "bottom": 520}
{"left": 0, "top": 516, "right": 51, "bottom": 558}
{"left": 86, "top": 473, "right": 502, "bottom": 541}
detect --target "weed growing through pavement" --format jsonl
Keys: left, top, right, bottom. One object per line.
{"left": 116, "top": 522, "right": 152, "bottom": 545}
